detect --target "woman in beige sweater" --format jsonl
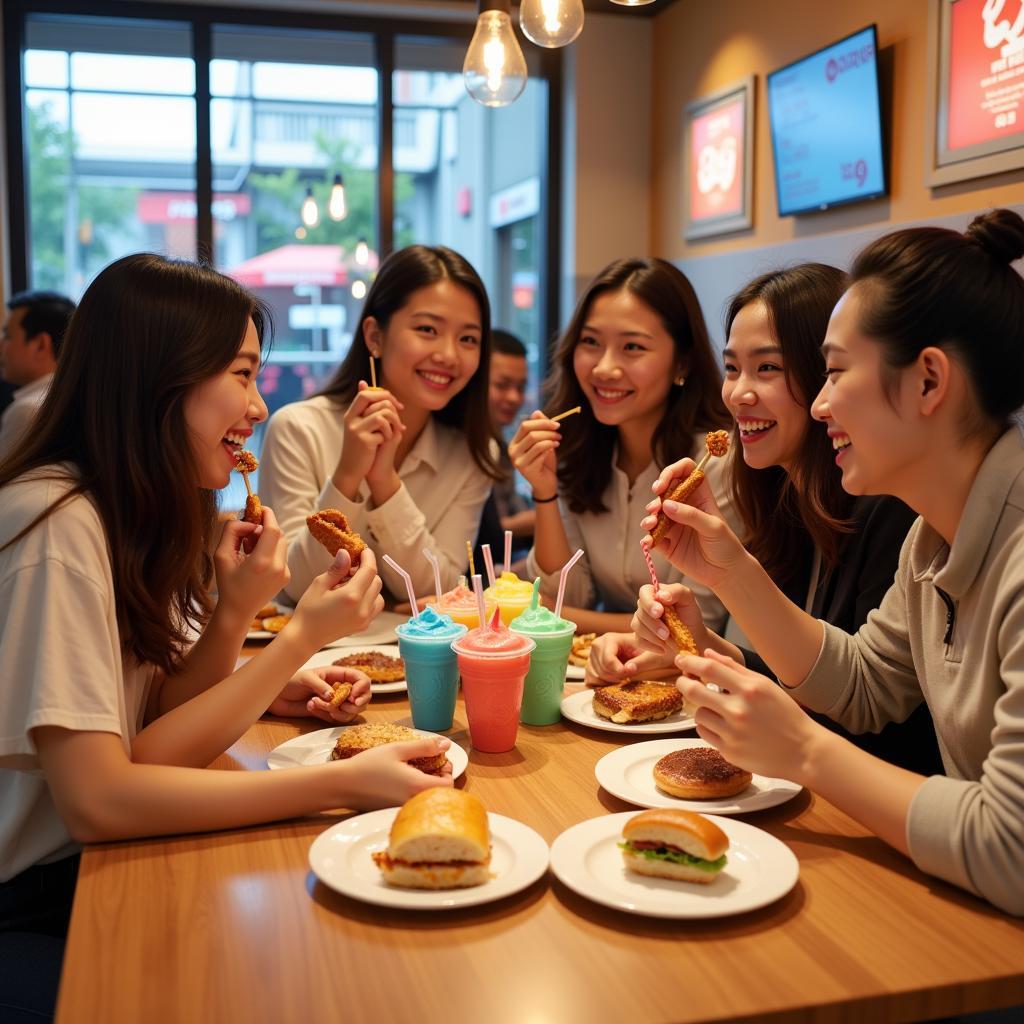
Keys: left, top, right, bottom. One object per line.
{"left": 636, "top": 209, "right": 1024, "bottom": 916}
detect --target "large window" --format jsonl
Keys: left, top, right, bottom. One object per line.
{"left": 7, "top": 4, "right": 560, "bottom": 511}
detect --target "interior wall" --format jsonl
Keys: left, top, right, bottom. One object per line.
{"left": 650, "top": 0, "right": 1024, "bottom": 263}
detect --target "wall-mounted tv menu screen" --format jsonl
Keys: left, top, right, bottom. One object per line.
{"left": 767, "top": 25, "right": 887, "bottom": 216}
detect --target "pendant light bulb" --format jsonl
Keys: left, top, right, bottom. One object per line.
{"left": 300, "top": 187, "right": 319, "bottom": 229}
{"left": 463, "top": 2, "right": 528, "bottom": 108}
{"left": 609, "top": 1, "right": 657, "bottom": 6}
{"left": 520, "top": 0, "right": 584, "bottom": 48}
{"left": 329, "top": 173, "right": 347, "bottom": 221}
{"left": 354, "top": 237, "right": 370, "bottom": 266}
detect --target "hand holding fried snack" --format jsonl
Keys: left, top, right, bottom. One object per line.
{"left": 307, "top": 508, "right": 367, "bottom": 565}
{"left": 649, "top": 430, "right": 729, "bottom": 547}
{"left": 233, "top": 450, "right": 263, "bottom": 525}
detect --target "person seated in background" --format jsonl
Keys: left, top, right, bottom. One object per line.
{"left": 0, "top": 290, "right": 75, "bottom": 461}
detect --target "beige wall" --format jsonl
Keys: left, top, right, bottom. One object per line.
{"left": 651, "top": 0, "right": 1024, "bottom": 260}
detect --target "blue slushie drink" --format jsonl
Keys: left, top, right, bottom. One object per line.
{"left": 395, "top": 607, "right": 468, "bottom": 732}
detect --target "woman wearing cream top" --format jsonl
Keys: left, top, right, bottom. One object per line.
{"left": 261, "top": 246, "right": 500, "bottom": 604}
{"left": 511, "top": 258, "right": 736, "bottom": 635}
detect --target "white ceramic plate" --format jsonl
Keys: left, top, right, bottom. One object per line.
{"left": 267, "top": 725, "right": 468, "bottom": 778}
{"left": 565, "top": 663, "right": 587, "bottom": 681}
{"left": 246, "top": 628, "right": 275, "bottom": 641}
{"left": 323, "top": 611, "right": 406, "bottom": 649}
{"left": 550, "top": 811, "right": 799, "bottom": 918}
{"left": 299, "top": 645, "right": 407, "bottom": 694}
{"left": 595, "top": 739, "right": 802, "bottom": 814}
{"left": 560, "top": 688, "right": 695, "bottom": 735}
{"left": 309, "top": 808, "right": 549, "bottom": 910}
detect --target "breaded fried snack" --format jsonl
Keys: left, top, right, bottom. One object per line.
{"left": 662, "top": 606, "right": 698, "bottom": 656}
{"left": 329, "top": 722, "right": 447, "bottom": 775}
{"left": 650, "top": 430, "right": 730, "bottom": 547}
{"left": 234, "top": 450, "right": 263, "bottom": 524}
{"left": 568, "top": 632, "right": 597, "bottom": 668}
{"left": 592, "top": 680, "right": 683, "bottom": 724}
{"left": 328, "top": 681, "right": 354, "bottom": 708}
{"left": 332, "top": 651, "right": 405, "bottom": 683}
{"left": 306, "top": 508, "right": 367, "bottom": 562}
{"left": 261, "top": 614, "right": 292, "bottom": 633}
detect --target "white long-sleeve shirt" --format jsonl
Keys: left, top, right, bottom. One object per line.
{"left": 259, "top": 395, "right": 492, "bottom": 604}
{"left": 0, "top": 372, "right": 52, "bottom": 461}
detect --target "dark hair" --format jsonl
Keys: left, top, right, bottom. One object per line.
{"left": 320, "top": 244, "right": 499, "bottom": 479}
{"left": 544, "top": 258, "right": 729, "bottom": 515}
{"left": 850, "top": 208, "right": 1024, "bottom": 429}
{"left": 725, "top": 264, "right": 852, "bottom": 583}
{"left": 491, "top": 328, "right": 527, "bottom": 358}
{"left": 0, "top": 254, "right": 271, "bottom": 675}
{"left": 6, "top": 289, "right": 76, "bottom": 358}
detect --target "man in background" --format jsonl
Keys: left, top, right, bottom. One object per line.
{"left": 0, "top": 290, "right": 76, "bottom": 460}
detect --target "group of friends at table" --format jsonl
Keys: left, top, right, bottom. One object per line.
{"left": 1, "top": 206, "right": 1023, "bottom": 1022}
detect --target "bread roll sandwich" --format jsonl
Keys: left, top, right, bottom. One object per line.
{"left": 329, "top": 722, "right": 447, "bottom": 774}
{"left": 619, "top": 808, "right": 728, "bottom": 885}
{"left": 592, "top": 680, "right": 683, "bottom": 724}
{"left": 373, "top": 788, "right": 492, "bottom": 889}
{"left": 653, "top": 747, "right": 753, "bottom": 799}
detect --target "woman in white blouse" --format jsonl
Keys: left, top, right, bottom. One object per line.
{"left": 261, "top": 245, "right": 501, "bottom": 603}
{"left": 510, "top": 257, "right": 735, "bottom": 634}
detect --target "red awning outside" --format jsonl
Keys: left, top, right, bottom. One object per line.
{"left": 226, "top": 245, "right": 349, "bottom": 288}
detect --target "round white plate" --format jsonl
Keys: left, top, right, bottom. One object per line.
{"left": 300, "top": 645, "right": 407, "bottom": 694}
{"left": 550, "top": 811, "right": 799, "bottom": 918}
{"left": 565, "top": 663, "right": 587, "bottom": 681}
{"left": 267, "top": 725, "right": 468, "bottom": 778}
{"left": 595, "top": 739, "right": 802, "bottom": 814}
{"left": 323, "top": 611, "right": 406, "bottom": 649}
{"left": 309, "top": 807, "right": 549, "bottom": 910}
{"left": 560, "top": 688, "right": 695, "bottom": 735}
{"left": 246, "top": 628, "right": 274, "bottom": 641}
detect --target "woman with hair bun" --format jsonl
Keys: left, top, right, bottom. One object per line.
{"left": 635, "top": 209, "right": 1024, "bottom": 915}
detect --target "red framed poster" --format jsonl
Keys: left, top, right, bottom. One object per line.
{"left": 683, "top": 78, "right": 754, "bottom": 240}
{"left": 928, "top": 0, "right": 1024, "bottom": 185}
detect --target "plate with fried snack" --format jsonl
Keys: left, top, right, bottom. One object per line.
{"left": 549, "top": 810, "right": 798, "bottom": 919}
{"left": 567, "top": 632, "right": 596, "bottom": 672}
{"left": 300, "top": 645, "right": 407, "bottom": 694}
{"left": 595, "top": 739, "right": 802, "bottom": 814}
{"left": 560, "top": 684, "right": 695, "bottom": 735}
{"left": 308, "top": 800, "right": 548, "bottom": 910}
{"left": 267, "top": 721, "right": 468, "bottom": 777}
{"left": 246, "top": 603, "right": 293, "bottom": 641}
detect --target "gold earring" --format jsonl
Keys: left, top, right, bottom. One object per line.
{"left": 673, "top": 374, "right": 686, "bottom": 387}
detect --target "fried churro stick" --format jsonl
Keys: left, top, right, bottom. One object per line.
{"left": 234, "top": 450, "right": 263, "bottom": 525}
{"left": 662, "top": 606, "right": 698, "bottom": 656}
{"left": 649, "top": 430, "right": 730, "bottom": 547}
{"left": 329, "top": 681, "right": 354, "bottom": 708}
{"left": 306, "top": 508, "right": 367, "bottom": 562}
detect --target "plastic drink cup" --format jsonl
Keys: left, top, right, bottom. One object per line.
{"left": 510, "top": 601, "right": 576, "bottom": 726}
{"left": 430, "top": 580, "right": 494, "bottom": 630}
{"left": 395, "top": 607, "right": 468, "bottom": 732}
{"left": 451, "top": 610, "right": 535, "bottom": 753}
{"left": 484, "top": 571, "right": 535, "bottom": 626}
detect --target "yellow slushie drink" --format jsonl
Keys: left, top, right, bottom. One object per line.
{"left": 484, "top": 571, "right": 535, "bottom": 626}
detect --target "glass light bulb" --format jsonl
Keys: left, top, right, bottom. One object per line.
{"left": 354, "top": 238, "right": 370, "bottom": 266}
{"left": 520, "top": 0, "right": 584, "bottom": 48}
{"left": 329, "top": 174, "right": 347, "bottom": 221}
{"left": 352, "top": 280, "right": 367, "bottom": 300}
{"left": 300, "top": 188, "right": 319, "bottom": 228}
{"left": 609, "top": 0, "right": 656, "bottom": 6}
{"left": 463, "top": 10, "right": 528, "bottom": 108}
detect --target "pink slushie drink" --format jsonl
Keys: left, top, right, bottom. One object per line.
{"left": 430, "top": 576, "right": 494, "bottom": 630}
{"left": 451, "top": 608, "right": 535, "bottom": 753}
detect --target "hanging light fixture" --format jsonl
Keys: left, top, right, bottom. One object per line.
{"left": 520, "top": 0, "right": 584, "bottom": 48}
{"left": 329, "top": 173, "right": 348, "bottom": 221}
{"left": 609, "top": 1, "right": 656, "bottom": 6}
{"left": 354, "top": 237, "right": 370, "bottom": 266}
{"left": 352, "top": 280, "right": 367, "bottom": 300}
{"left": 300, "top": 187, "right": 319, "bottom": 229}
{"left": 463, "top": 0, "right": 528, "bottom": 108}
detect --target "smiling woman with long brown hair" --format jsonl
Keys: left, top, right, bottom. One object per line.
{"left": 509, "top": 257, "right": 735, "bottom": 635}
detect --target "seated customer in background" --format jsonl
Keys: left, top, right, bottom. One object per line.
{"left": 0, "top": 290, "right": 75, "bottom": 461}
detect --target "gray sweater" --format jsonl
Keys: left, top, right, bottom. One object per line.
{"left": 794, "top": 424, "right": 1024, "bottom": 915}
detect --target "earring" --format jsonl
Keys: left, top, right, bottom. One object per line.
{"left": 673, "top": 374, "right": 686, "bottom": 387}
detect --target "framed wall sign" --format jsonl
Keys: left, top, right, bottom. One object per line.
{"left": 683, "top": 77, "right": 755, "bottom": 240}
{"left": 927, "top": 0, "right": 1024, "bottom": 186}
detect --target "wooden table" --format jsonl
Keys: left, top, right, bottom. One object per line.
{"left": 56, "top": 677, "right": 1024, "bottom": 1024}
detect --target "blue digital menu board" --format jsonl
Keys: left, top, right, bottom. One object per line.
{"left": 767, "top": 25, "right": 887, "bottom": 216}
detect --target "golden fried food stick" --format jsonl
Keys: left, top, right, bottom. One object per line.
{"left": 234, "top": 450, "right": 263, "bottom": 524}
{"left": 649, "top": 430, "right": 730, "bottom": 547}
{"left": 662, "top": 605, "right": 698, "bottom": 656}
{"left": 329, "top": 681, "right": 354, "bottom": 708}
{"left": 306, "top": 508, "right": 367, "bottom": 562}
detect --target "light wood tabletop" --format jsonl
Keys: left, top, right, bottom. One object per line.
{"left": 56, "top": 672, "right": 1024, "bottom": 1024}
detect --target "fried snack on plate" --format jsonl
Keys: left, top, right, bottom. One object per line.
{"left": 261, "top": 614, "right": 292, "bottom": 634}
{"left": 332, "top": 651, "right": 405, "bottom": 683}
{"left": 329, "top": 722, "right": 447, "bottom": 774}
{"left": 328, "top": 681, "right": 354, "bottom": 708}
{"left": 653, "top": 748, "right": 752, "bottom": 799}
{"left": 568, "top": 632, "right": 597, "bottom": 668}
{"left": 650, "top": 430, "right": 730, "bottom": 547}
{"left": 591, "top": 680, "right": 683, "bottom": 724}
{"left": 306, "top": 508, "right": 367, "bottom": 562}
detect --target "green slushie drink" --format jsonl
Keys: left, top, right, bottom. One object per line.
{"left": 509, "top": 579, "right": 576, "bottom": 726}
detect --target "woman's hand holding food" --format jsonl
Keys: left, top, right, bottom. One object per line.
{"left": 334, "top": 737, "right": 454, "bottom": 809}
{"left": 213, "top": 507, "right": 289, "bottom": 624}
{"left": 508, "top": 410, "right": 561, "bottom": 499}
{"left": 291, "top": 548, "right": 385, "bottom": 651}
{"left": 640, "top": 458, "right": 746, "bottom": 589}
{"left": 334, "top": 381, "right": 405, "bottom": 499}
{"left": 631, "top": 582, "right": 713, "bottom": 658}
{"left": 268, "top": 665, "right": 371, "bottom": 723}
{"left": 585, "top": 632, "right": 675, "bottom": 686}
{"left": 675, "top": 649, "right": 824, "bottom": 782}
